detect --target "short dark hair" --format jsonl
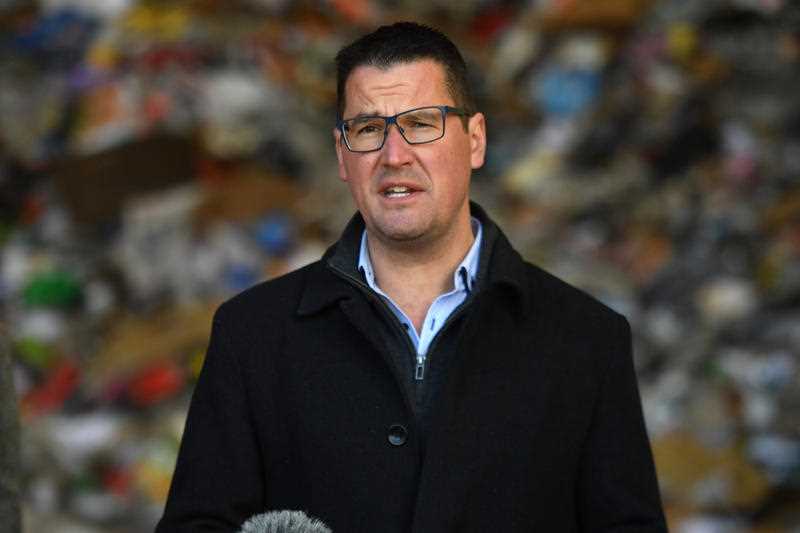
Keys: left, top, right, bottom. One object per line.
{"left": 335, "top": 22, "right": 476, "bottom": 121}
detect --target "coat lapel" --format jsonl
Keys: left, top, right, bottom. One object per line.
{"left": 337, "top": 296, "right": 417, "bottom": 419}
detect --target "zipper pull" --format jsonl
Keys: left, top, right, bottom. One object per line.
{"left": 415, "top": 354, "right": 425, "bottom": 381}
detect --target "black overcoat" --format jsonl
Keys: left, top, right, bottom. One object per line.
{"left": 157, "top": 211, "right": 666, "bottom": 532}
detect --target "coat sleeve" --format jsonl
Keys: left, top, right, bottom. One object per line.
{"left": 156, "top": 303, "right": 266, "bottom": 531}
{"left": 576, "top": 316, "right": 668, "bottom": 532}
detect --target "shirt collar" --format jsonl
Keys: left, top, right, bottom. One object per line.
{"left": 358, "top": 218, "right": 483, "bottom": 294}
{"left": 298, "top": 202, "right": 529, "bottom": 317}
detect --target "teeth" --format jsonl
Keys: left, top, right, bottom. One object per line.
{"left": 384, "top": 186, "right": 411, "bottom": 197}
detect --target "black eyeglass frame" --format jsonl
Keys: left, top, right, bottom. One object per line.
{"left": 336, "top": 105, "right": 470, "bottom": 153}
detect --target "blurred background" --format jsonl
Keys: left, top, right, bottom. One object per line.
{"left": 1, "top": 0, "right": 799, "bottom": 531}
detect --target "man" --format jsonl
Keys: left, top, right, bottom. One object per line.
{"left": 157, "top": 22, "right": 667, "bottom": 532}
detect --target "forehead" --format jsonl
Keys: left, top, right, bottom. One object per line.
{"left": 343, "top": 60, "right": 452, "bottom": 117}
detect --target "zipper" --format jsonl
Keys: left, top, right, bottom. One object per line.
{"left": 415, "top": 298, "right": 471, "bottom": 381}
{"left": 328, "top": 263, "right": 475, "bottom": 385}
{"left": 414, "top": 268, "right": 473, "bottom": 382}
{"left": 415, "top": 354, "right": 425, "bottom": 380}
{"left": 328, "top": 264, "right": 420, "bottom": 373}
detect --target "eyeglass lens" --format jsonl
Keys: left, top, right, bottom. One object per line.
{"left": 344, "top": 107, "right": 445, "bottom": 152}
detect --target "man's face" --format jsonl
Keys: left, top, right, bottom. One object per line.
{"left": 334, "top": 59, "right": 486, "bottom": 248}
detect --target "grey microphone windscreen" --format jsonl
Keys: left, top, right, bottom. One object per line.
{"left": 238, "top": 510, "right": 332, "bottom": 533}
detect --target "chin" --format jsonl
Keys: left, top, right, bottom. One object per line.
{"left": 383, "top": 228, "right": 426, "bottom": 242}
{"left": 371, "top": 214, "right": 426, "bottom": 238}
{"left": 374, "top": 222, "right": 429, "bottom": 243}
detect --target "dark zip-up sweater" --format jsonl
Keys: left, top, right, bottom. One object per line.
{"left": 325, "top": 202, "right": 500, "bottom": 446}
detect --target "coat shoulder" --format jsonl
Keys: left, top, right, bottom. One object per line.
{"left": 214, "top": 260, "right": 322, "bottom": 326}
{"left": 521, "top": 261, "right": 628, "bottom": 331}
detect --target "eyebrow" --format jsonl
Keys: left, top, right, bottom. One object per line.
{"left": 346, "top": 110, "right": 383, "bottom": 120}
{"left": 344, "top": 107, "right": 439, "bottom": 121}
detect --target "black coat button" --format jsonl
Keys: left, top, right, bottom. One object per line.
{"left": 387, "top": 424, "right": 408, "bottom": 446}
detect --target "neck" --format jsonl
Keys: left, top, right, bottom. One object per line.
{"left": 366, "top": 214, "right": 475, "bottom": 332}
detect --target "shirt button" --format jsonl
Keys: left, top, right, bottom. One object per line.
{"left": 387, "top": 424, "right": 408, "bottom": 446}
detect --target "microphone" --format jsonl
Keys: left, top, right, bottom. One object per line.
{"left": 238, "top": 510, "right": 332, "bottom": 533}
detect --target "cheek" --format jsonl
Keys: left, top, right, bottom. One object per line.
{"left": 342, "top": 156, "right": 366, "bottom": 183}
{"left": 437, "top": 144, "right": 473, "bottom": 187}
{"left": 343, "top": 159, "right": 376, "bottom": 196}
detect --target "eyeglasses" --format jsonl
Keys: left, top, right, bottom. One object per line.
{"left": 337, "top": 105, "right": 469, "bottom": 153}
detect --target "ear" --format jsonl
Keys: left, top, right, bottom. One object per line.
{"left": 468, "top": 112, "right": 487, "bottom": 170}
{"left": 333, "top": 127, "right": 349, "bottom": 182}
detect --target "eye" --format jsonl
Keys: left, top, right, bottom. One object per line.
{"left": 349, "top": 118, "right": 384, "bottom": 137}
{"left": 399, "top": 111, "right": 440, "bottom": 130}
{"left": 357, "top": 124, "right": 381, "bottom": 135}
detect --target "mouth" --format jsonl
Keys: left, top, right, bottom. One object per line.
{"left": 379, "top": 183, "right": 422, "bottom": 199}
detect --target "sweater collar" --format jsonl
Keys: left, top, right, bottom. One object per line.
{"left": 297, "top": 201, "right": 528, "bottom": 316}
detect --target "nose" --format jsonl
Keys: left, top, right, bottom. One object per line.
{"left": 380, "top": 123, "right": 414, "bottom": 167}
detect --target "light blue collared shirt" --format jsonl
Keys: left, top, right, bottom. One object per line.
{"left": 358, "top": 218, "right": 482, "bottom": 363}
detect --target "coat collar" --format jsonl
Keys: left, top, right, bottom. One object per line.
{"left": 296, "top": 201, "right": 530, "bottom": 317}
